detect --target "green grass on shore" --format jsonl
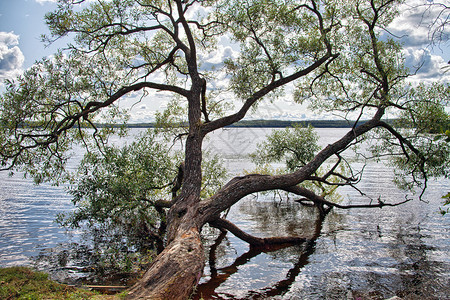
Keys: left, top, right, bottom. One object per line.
{"left": 0, "top": 267, "right": 124, "bottom": 300}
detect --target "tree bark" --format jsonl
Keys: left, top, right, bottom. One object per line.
{"left": 210, "top": 218, "right": 308, "bottom": 247}
{"left": 126, "top": 226, "right": 204, "bottom": 299}
{"left": 127, "top": 85, "right": 207, "bottom": 297}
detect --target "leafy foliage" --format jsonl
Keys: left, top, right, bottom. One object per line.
{"left": 56, "top": 129, "right": 226, "bottom": 271}
{"left": 218, "top": 0, "right": 336, "bottom": 100}
{"left": 251, "top": 125, "right": 320, "bottom": 172}
{"left": 441, "top": 192, "right": 450, "bottom": 215}
{"left": 60, "top": 130, "right": 176, "bottom": 242}
{"left": 294, "top": 0, "right": 409, "bottom": 115}
{"left": 250, "top": 125, "right": 346, "bottom": 202}
{"left": 397, "top": 83, "right": 450, "bottom": 134}
{"left": 366, "top": 83, "right": 450, "bottom": 193}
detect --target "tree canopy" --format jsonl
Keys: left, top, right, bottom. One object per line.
{"left": 0, "top": 0, "right": 449, "bottom": 298}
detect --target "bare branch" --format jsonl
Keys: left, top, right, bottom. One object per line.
{"left": 209, "top": 218, "right": 308, "bottom": 247}
{"left": 0, "top": 80, "right": 189, "bottom": 171}
{"left": 285, "top": 185, "right": 412, "bottom": 210}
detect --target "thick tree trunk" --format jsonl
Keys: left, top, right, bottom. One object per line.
{"left": 127, "top": 117, "right": 206, "bottom": 299}
{"left": 126, "top": 226, "right": 204, "bottom": 299}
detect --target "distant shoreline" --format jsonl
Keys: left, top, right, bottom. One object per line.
{"left": 98, "top": 119, "right": 378, "bottom": 129}
{"left": 226, "top": 119, "right": 368, "bottom": 128}
{"left": 16, "top": 119, "right": 396, "bottom": 129}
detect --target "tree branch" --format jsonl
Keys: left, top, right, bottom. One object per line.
{"left": 200, "top": 108, "right": 386, "bottom": 222}
{"left": 201, "top": 78, "right": 210, "bottom": 123}
{"left": 0, "top": 80, "right": 190, "bottom": 171}
{"left": 171, "top": 162, "right": 185, "bottom": 200}
{"left": 377, "top": 120, "right": 429, "bottom": 199}
{"left": 202, "top": 53, "right": 338, "bottom": 134}
{"left": 209, "top": 218, "right": 308, "bottom": 247}
{"left": 175, "top": 0, "right": 198, "bottom": 77}
{"left": 378, "top": 121, "right": 426, "bottom": 163}
{"left": 141, "top": 198, "right": 173, "bottom": 209}
{"left": 285, "top": 185, "right": 411, "bottom": 210}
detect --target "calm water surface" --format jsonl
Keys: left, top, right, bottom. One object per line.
{"left": 0, "top": 128, "right": 449, "bottom": 299}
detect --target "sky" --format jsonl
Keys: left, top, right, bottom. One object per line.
{"left": 0, "top": 0, "right": 449, "bottom": 122}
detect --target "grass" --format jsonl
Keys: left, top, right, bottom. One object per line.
{"left": 0, "top": 267, "right": 126, "bottom": 300}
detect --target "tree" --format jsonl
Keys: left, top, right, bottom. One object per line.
{"left": 0, "top": 0, "right": 449, "bottom": 298}
{"left": 411, "top": 1, "right": 450, "bottom": 212}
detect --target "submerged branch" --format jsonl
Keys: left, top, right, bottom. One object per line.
{"left": 209, "top": 218, "right": 308, "bottom": 247}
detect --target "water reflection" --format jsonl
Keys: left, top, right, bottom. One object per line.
{"left": 0, "top": 175, "right": 75, "bottom": 267}
{"left": 285, "top": 198, "right": 449, "bottom": 299}
{"left": 195, "top": 242, "right": 316, "bottom": 300}
{"left": 391, "top": 225, "right": 448, "bottom": 299}
{"left": 195, "top": 200, "right": 326, "bottom": 299}
{"left": 194, "top": 193, "right": 449, "bottom": 299}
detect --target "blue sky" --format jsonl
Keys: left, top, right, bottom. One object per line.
{"left": 0, "top": 0, "right": 60, "bottom": 69}
{"left": 0, "top": 0, "right": 449, "bottom": 121}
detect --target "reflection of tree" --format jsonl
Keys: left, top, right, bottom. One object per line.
{"left": 193, "top": 203, "right": 326, "bottom": 299}
{"left": 304, "top": 209, "right": 449, "bottom": 300}
{"left": 389, "top": 224, "right": 449, "bottom": 299}
{"left": 236, "top": 199, "right": 318, "bottom": 237}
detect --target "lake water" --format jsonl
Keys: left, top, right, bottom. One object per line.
{"left": 0, "top": 128, "right": 449, "bottom": 299}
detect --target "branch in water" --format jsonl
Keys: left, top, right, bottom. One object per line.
{"left": 209, "top": 218, "right": 308, "bottom": 248}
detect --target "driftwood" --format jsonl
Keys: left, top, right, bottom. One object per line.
{"left": 85, "top": 285, "right": 128, "bottom": 290}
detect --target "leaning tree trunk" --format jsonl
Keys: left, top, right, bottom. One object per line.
{"left": 127, "top": 186, "right": 206, "bottom": 299}
{"left": 127, "top": 128, "right": 206, "bottom": 299}
{"left": 126, "top": 225, "right": 204, "bottom": 299}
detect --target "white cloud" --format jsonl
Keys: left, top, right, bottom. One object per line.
{"left": 389, "top": 5, "right": 429, "bottom": 47}
{"left": 389, "top": 1, "right": 450, "bottom": 48}
{"left": 0, "top": 32, "right": 25, "bottom": 81}
{"left": 199, "top": 44, "right": 239, "bottom": 71}
{"left": 34, "top": 0, "right": 58, "bottom": 4}
{"left": 403, "top": 47, "right": 450, "bottom": 83}
{"left": 0, "top": 31, "right": 20, "bottom": 47}
{"left": 386, "top": 2, "right": 450, "bottom": 85}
